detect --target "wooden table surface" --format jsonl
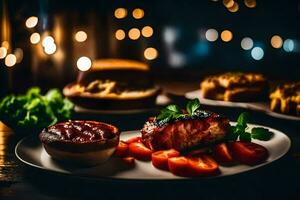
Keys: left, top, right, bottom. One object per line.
{"left": 0, "top": 82, "right": 300, "bottom": 200}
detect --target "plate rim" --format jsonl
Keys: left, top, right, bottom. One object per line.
{"left": 15, "top": 124, "right": 291, "bottom": 181}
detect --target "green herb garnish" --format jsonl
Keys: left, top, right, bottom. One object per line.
{"left": 186, "top": 98, "right": 201, "bottom": 115}
{"left": 228, "top": 112, "right": 273, "bottom": 142}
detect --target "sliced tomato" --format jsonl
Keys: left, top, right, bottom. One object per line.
{"left": 114, "top": 141, "right": 129, "bottom": 157}
{"left": 213, "top": 143, "right": 234, "bottom": 163}
{"left": 188, "top": 155, "right": 219, "bottom": 176}
{"left": 124, "top": 136, "right": 142, "bottom": 144}
{"left": 230, "top": 141, "right": 268, "bottom": 165}
{"left": 121, "top": 156, "right": 135, "bottom": 166}
{"left": 168, "top": 156, "right": 191, "bottom": 177}
{"left": 152, "top": 149, "right": 180, "bottom": 170}
{"left": 128, "top": 142, "right": 153, "bottom": 160}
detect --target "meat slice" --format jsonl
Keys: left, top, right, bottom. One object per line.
{"left": 141, "top": 111, "right": 230, "bottom": 151}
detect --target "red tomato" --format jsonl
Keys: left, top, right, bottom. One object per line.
{"left": 168, "top": 156, "right": 191, "bottom": 177}
{"left": 124, "top": 136, "right": 142, "bottom": 144}
{"left": 121, "top": 156, "right": 135, "bottom": 166}
{"left": 128, "top": 142, "right": 153, "bottom": 160}
{"left": 152, "top": 149, "right": 180, "bottom": 170}
{"left": 230, "top": 141, "right": 269, "bottom": 165}
{"left": 114, "top": 141, "right": 129, "bottom": 157}
{"left": 213, "top": 143, "right": 234, "bottom": 163}
{"left": 188, "top": 155, "right": 219, "bottom": 176}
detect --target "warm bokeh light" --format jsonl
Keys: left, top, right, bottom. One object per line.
{"left": 283, "top": 39, "right": 295, "bottom": 52}
{"left": 115, "top": 29, "right": 126, "bottom": 40}
{"left": 228, "top": 2, "right": 239, "bottom": 12}
{"left": 128, "top": 28, "right": 141, "bottom": 40}
{"left": 144, "top": 47, "right": 158, "bottom": 60}
{"left": 114, "top": 8, "right": 127, "bottom": 19}
{"left": 205, "top": 29, "right": 218, "bottom": 42}
{"left": 42, "top": 36, "right": 55, "bottom": 47}
{"left": 14, "top": 48, "right": 23, "bottom": 63}
{"left": 244, "top": 0, "right": 256, "bottom": 8}
{"left": 77, "top": 56, "right": 92, "bottom": 71}
{"left": 271, "top": 35, "right": 283, "bottom": 49}
{"left": 1, "top": 41, "right": 9, "bottom": 49}
{"left": 44, "top": 43, "right": 57, "bottom": 55}
{"left": 221, "top": 30, "right": 233, "bottom": 42}
{"left": 251, "top": 47, "right": 264, "bottom": 60}
{"left": 223, "top": 0, "right": 234, "bottom": 8}
{"left": 142, "top": 26, "right": 153, "bottom": 38}
{"left": 5, "top": 54, "right": 16, "bottom": 67}
{"left": 75, "top": 31, "right": 87, "bottom": 42}
{"left": 132, "top": 8, "right": 144, "bottom": 19}
{"left": 241, "top": 37, "right": 253, "bottom": 50}
{"left": 30, "top": 32, "right": 40, "bottom": 44}
{"left": 0, "top": 47, "right": 7, "bottom": 59}
{"left": 25, "top": 16, "right": 38, "bottom": 28}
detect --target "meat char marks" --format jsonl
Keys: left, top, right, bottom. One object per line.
{"left": 141, "top": 110, "right": 230, "bottom": 151}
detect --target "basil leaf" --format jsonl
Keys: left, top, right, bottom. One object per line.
{"left": 166, "top": 104, "right": 181, "bottom": 113}
{"left": 239, "top": 132, "right": 251, "bottom": 142}
{"left": 251, "top": 127, "right": 273, "bottom": 141}
{"left": 156, "top": 110, "right": 173, "bottom": 121}
{"left": 237, "top": 112, "right": 249, "bottom": 129}
{"left": 186, "top": 98, "right": 200, "bottom": 115}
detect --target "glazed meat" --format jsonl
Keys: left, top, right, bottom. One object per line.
{"left": 141, "top": 111, "right": 230, "bottom": 151}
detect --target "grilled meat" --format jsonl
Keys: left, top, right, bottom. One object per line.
{"left": 141, "top": 111, "right": 230, "bottom": 151}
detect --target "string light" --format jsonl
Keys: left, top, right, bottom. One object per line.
{"left": 128, "top": 28, "right": 140, "bottom": 40}
{"left": 251, "top": 47, "right": 264, "bottom": 60}
{"left": 283, "top": 39, "right": 295, "bottom": 52}
{"left": 0, "top": 47, "right": 7, "bottom": 59}
{"left": 142, "top": 26, "right": 153, "bottom": 38}
{"left": 132, "top": 8, "right": 144, "bottom": 19}
{"left": 271, "top": 35, "right": 283, "bottom": 49}
{"left": 144, "top": 47, "right": 158, "bottom": 60}
{"left": 114, "top": 8, "right": 127, "bottom": 19}
{"left": 75, "top": 31, "right": 87, "bottom": 42}
{"left": 244, "top": 0, "right": 256, "bottom": 8}
{"left": 44, "top": 43, "right": 57, "bottom": 55}
{"left": 228, "top": 2, "right": 239, "bottom": 12}
{"left": 5, "top": 54, "right": 17, "bottom": 67}
{"left": 223, "top": 0, "right": 234, "bottom": 8}
{"left": 42, "top": 36, "right": 55, "bottom": 47}
{"left": 77, "top": 56, "right": 92, "bottom": 71}
{"left": 115, "top": 29, "right": 126, "bottom": 40}
{"left": 205, "top": 29, "right": 218, "bottom": 42}
{"left": 221, "top": 30, "right": 233, "bottom": 42}
{"left": 25, "top": 16, "right": 38, "bottom": 28}
{"left": 30, "top": 32, "right": 40, "bottom": 44}
{"left": 241, "top": 37, "right": 253, "bottom": 50}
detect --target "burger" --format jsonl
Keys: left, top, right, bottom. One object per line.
{"left": 63, "top": 59, "right": 160, "bottom": 110}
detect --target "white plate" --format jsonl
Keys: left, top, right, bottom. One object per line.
{"left": 186, "top": 90, "right": 300, "bottom": 121}
{"left": 15, "top": 123, "right": 290, "bottom": 180}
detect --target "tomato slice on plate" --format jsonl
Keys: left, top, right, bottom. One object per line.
{"left": 168, "top": 156, "right": 191, "bottom": 177}
{"left": 114, "top": 141, "right": 129, "bottom": 157}
{"left": 213, "top": 143, "right": 234, "bottom": 163}
{"left": 128, "top": 142, "right": 153, "bottom": 160}
{"left": 230, "top": 141, "right": 269, "bottom": 165}
{"left": 124, "top": 136, "right": 142, "bottom": 144}
{"left": 152, "top": 149, "right": 180, "bottom": 170}
{"left": 121, "top": 156, "right": 135, "bottom": 166}
{"left": 188, "top": 155, "right": 219, "bottom": 176}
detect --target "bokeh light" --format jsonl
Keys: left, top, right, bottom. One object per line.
{"left": 77, "top": 56, "right": 92, "bottom": 71}
{"left": 42, "top": 36, "right": 55, "bottom": 47}
{"left": 283, "top": 39, "right": 295, "bottom": 52}
{"left": 228, "top": 2, "right": 239, "bottom": 12}
{"left": 251, "top": 47, "right": 264, "bottom": 60}
{"left": 75, "top": 31, "right": 87, "bottom": 42}
{"left": 241, "top": 37, "right": 253, "bottom": 50}
{"left": 14, "top": 48, "right": 23, "bottom": 63}
{"left": 25, "top": 16, "right": 38, "bottom": 28}
{"left": 132, "top": 8, "right": 144, "bottom": 19}
{"left": 144, "top": 47, "right": 158, "bottom": 60}
{"left": 114, "top": 8, "right": 127, "bottom": 19}
{"left": 44, "top": 43, "right": 57, "bottom": 55}
{"left": 0, "top": 47, "right": 7, "bottom": 59}
{"left": 115, "top": 29, "right": 126, "bottom": 40}
{"left": 223, "top": 0, "right": 234, "bottom": 8}
{"left": 128, "top": 28, "right": 141, "bottom": 40}
{"left": 221, "top": 30, "right": 233, "bottom": 42}
{"left": 142, "top": 26, "right": 154, "bottom": 38}
{"left": 30, "top": 32, "right": 40, "bottom": 44}
{"left": 244, "top": 0, "right": 256, "bottom": 8}
{"left": 271, "top": 35, "right": 283, "bottom": 49}
{"left": 5, "top": 54, "right": 17, "bottom": 67}
{"left": 1, "top": 41, "right": 9, "bottom": 49}
{"left": 205, "top": 29, "right": 218, "bottom": 42}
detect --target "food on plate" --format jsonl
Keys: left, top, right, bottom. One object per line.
{"left": 213, "top": 143, "right": 234, "bottom": 163}
{"left": 39, "top": 120, "right": 119, "bottom": 165}
{"left": 200, "top": 72, "right": 268, "bottom": 102}
{"left": 151, "top": 149, "right": 180, "bottom": 170}
{"left": 141, "top": 99, "right": 230, "bottom": 151}
{"left": 128, "top": 142, "right": 153, "bottom": 160}
{"left": 270, "top": 82, "right": 300, "bottom": 116}
{"left": 0, "top": 87, "right": 74, "bottom": 133}
{"left": 63, "top": 58, "right": 160, "bottom": 110}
